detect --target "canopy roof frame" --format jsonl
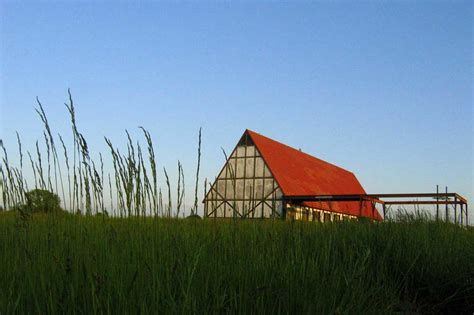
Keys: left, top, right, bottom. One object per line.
{"left": 282, "top": 192, "right": 468, "bottom": 225}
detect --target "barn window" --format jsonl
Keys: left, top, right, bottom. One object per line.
{"left": 314, "top": 211, "right": 322, "bottom": 223}
{"left": 236, "top": 146, "right": 246, "bottom": 157}
{"left": 246, "top": 145, "right": 256, "bottom": 156}
{"left": 324, "top": 212, "right": 331, "bottom": 222}
{"left": 304, "top": 208, "right": 310, "bottom": 221}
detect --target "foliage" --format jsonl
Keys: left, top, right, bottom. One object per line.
{"left": 25, "top": 189, "right": 62, "bottom": 213}
{"left": 0, "top": 215, "right": 472, "bottom": 314}
{"left": 186, "top": 213, "right": 202, "bottom": 220}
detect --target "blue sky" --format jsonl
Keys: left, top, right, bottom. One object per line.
{"left": 0, "top": 2, "right": 472, "bottom": 220}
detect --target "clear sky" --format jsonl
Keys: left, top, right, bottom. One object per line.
{"left": 1, "top": 2, "right": 472, "bottom": 221}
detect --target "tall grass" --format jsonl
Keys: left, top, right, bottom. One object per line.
{"left": 0, "top": 213, "right": 472, "bottom": 313}
{"left": 0, "top": 91, "right": 203, "bottom": 218}
{"left": 176, "top": 160, "right": 185, "bottom": 218}
{"left": 192, "top": 127, "right": 202, "bottom": 216}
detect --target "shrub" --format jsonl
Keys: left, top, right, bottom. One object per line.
{"left": 186, "top": 214, "right": 201, "bottom": 220}
{"left": 25, "top": 189, "right": 62, "bottom": 213}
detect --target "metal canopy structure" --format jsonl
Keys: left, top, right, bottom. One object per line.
{"left": 284, "top": 192, "right": 468, "bottom": 226}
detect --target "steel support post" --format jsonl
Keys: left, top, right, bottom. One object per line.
{"left": 445, "top": 186, "right": 449, "bottom": 222}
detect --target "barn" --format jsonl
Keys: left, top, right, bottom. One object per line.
{"left": 204, "top": 130, "right": 382, "bottom": 222}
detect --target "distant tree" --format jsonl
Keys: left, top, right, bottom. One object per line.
{"left": 25, "top": 189, "right": 62, "bottom": 213}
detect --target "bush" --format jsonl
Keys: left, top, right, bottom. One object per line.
{"left": 186, "top": 214, "right": 201, "bottom": 220}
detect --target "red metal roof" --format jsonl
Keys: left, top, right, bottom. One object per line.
{"left": 246, "top": 130, "right": 382, "bottom": 220}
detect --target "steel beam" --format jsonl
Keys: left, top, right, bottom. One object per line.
{"left": 384, "top": 201, "right": 465, "bottom": 205}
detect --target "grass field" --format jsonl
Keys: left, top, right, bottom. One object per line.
{"left": 0, "top": 212, "right": 472, "bottom": 314}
